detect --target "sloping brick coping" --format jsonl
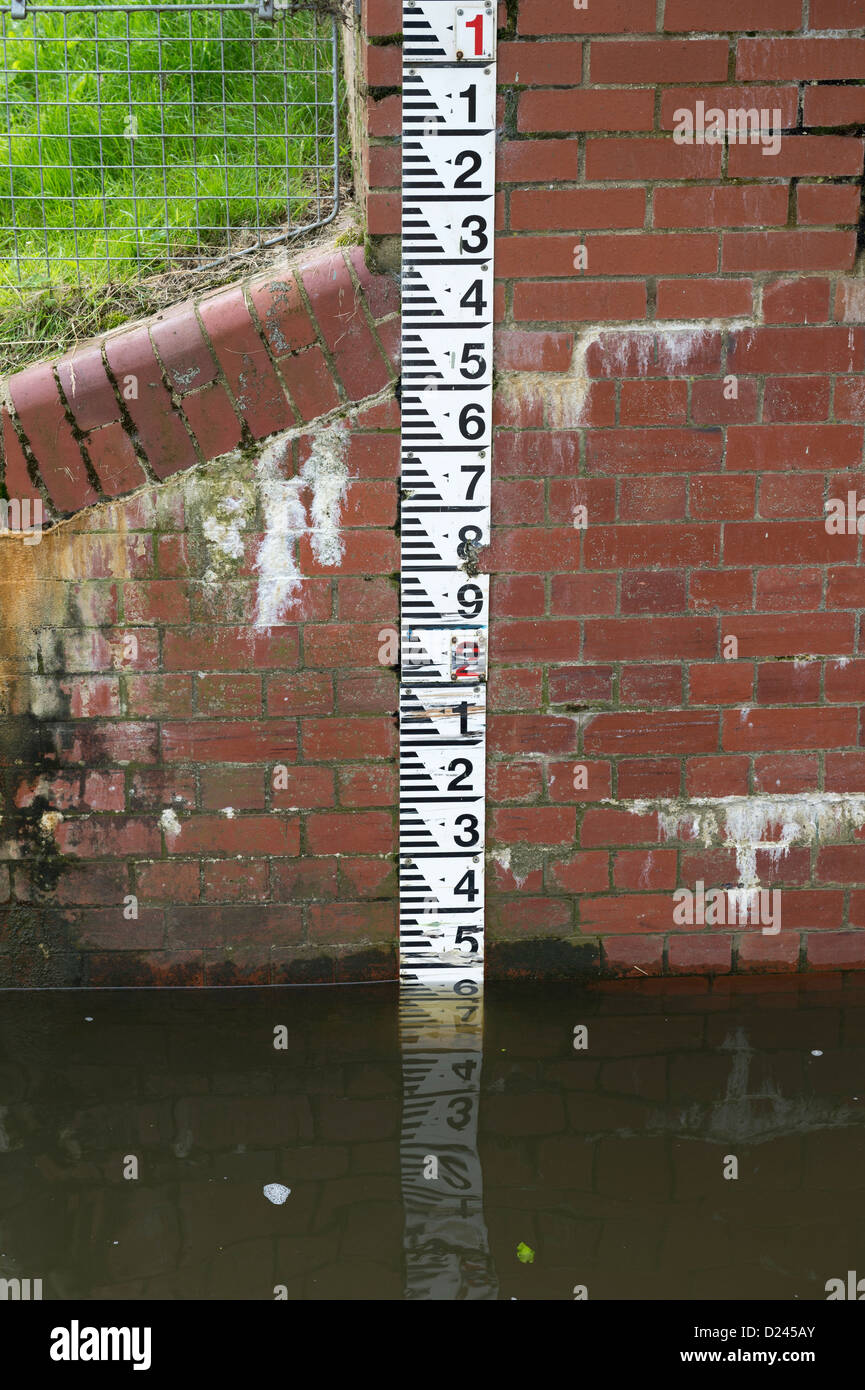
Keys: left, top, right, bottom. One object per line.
{"left": 0, "top": 246, "right": 400, "bottom": 517}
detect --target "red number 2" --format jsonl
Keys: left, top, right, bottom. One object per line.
{"left": 466, "top": 13, "right": 484, "bottom": 56}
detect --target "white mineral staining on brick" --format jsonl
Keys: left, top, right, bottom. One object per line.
{"left": 570, "top": 710, "right": 597, "bottom": 735}
{"left": 254, "top": 436, "right": 308, "bottom": 626}
{"left": 497, "top": 332, "right": 597, "bottom": 429}
{"left": 628, "top": 793, "right": 865, "bottom": 904}
{"left": 638, "top": 851, "right": 655, "bottom": 888}
{"left": 254, "top": 422, "right": 348, "bottom": 627}
{"left": 498, "top": 318, "right": 755, "bottom": 430}
{"left": 159, "top": 807, "right": 182, "bottom": 842}
{"left": 39, "top": 810, "right": 63, "bottom": 836}
{"left": 302, "top": 421, "right": 349, "bottom": 567}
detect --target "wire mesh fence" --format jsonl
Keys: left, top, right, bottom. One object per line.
{"left": 0, "top": 0, "right": 340, "bottom": 296}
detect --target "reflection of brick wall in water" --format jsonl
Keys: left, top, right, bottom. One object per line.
{"left": 0, "top": 991, "right": 405, "bottom": 1299}
{"left": 480, "top": 982, "right": 865, "bottom": 1300}
{"left": 1, "top": 984, "right": 863, "bottom": 1299}
{"left": 4, "top": 2, "right": 865, "bottom": 981}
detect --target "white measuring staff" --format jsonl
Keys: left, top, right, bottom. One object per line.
{"left": 400, "top": 0, "right": 495, "bottom": 995}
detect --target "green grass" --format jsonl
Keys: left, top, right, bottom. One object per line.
{"left": 0, "top": 1, "right": 344, "bottom": 366}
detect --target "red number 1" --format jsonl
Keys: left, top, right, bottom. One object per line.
{"left": 466, "top": 13, "right": 484, "bottom": 56}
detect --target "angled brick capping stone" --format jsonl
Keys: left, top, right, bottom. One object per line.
{"left": 6, "top": 0, "right": 865, "bottom": 987}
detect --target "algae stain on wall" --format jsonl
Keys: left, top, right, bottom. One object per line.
{"left": 0, "top": 513, "right": 135, "bottom": 979}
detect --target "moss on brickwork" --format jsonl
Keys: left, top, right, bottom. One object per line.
{"left": 184, "top": 454, "right": 259, "bottom": 587}
{"left": 0, "top": 507, "right": 160, "bottom": 984}
{"left": 364, "top": 233, "right": 400, "bottom": 276}
{"left": 490, "top": 842, "right": 550, "bottom": 885}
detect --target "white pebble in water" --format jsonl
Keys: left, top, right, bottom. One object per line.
{"left": 263, "top": 1183, "right": 291, "bottom": 1205}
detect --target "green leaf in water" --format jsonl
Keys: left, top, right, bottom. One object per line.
{"left": 516, "top": 1242, "right": 535, "bottom": 1264}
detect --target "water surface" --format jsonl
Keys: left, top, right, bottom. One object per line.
{"left": 0, "top": 978, "right": 862, "bottom": 1300}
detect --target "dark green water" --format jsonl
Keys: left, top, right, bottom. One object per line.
{"left": 0, "top": 978, "right": 863, "bottom": 1300}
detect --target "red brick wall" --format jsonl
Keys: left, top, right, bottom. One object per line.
{"left": 362, "top": 0, "right": 865, "bottom": 979}
{"left": 0, "top": 249, "right": 402, "bottom": 985}
{"left": 3, "top": 2, "right": 865, "bottom": 984}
